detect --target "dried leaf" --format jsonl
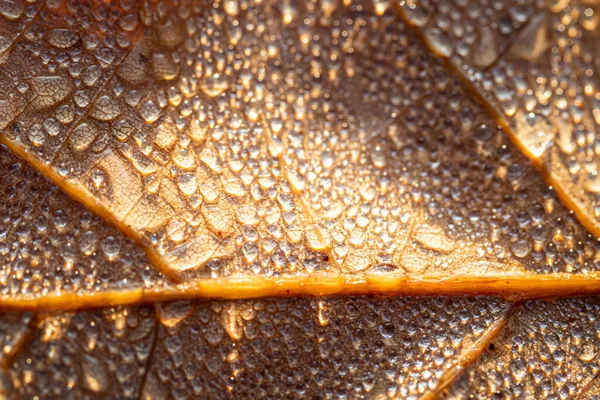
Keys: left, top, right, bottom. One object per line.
{"left": 0, "top": 0, "right": 599, "bottom": 293}
{"left": 399, "top": 0, "right": 600, "bottom": 239}
{"left": 0, "top": 1, "right": 599, "bottom": 399}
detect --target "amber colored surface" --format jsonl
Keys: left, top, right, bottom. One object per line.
{"left": 1, "top": 0, "right": 600, "bottom": 399}
{"left": 398, "top": 0, "right": 600, "bottom": 240}
{"left": 2, "top": 0, "right": 600, "bottom": 289}
{"left": 445, "top": 298, "right": 600, "bottom": 399}
{"left": 140, "top": 297, "right": 513, "bottom": 399}
{"left": 7, "top": 141, "right": 600, "bottom": 311}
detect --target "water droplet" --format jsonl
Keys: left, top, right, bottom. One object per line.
{"left": 49, "top": 29, "right": 80, "bottom": 49}
{"left": 413, "top": 223, "right": 456, "bottom": 253}
{"left": 511, "top": 238, "right": 532, "bottom": 258}
{"left": 101, "top": 236, "right": 122, "bottom": 261}
{"left": 0, "top": 0, "right": 24, "bottom": 19}
{"left": 139, "top": 100, "right": 161, "bottom": 123}
{"left": 424, "top": 28, "right": 453, "bottom": 57}
{"left": 69, "top": 123, "right": 99, "bottom": 151}
{"left": 27, "top": 124, "right": 45, "bottom": 146}
{"left": 201, "top": 74, "right": 229, "bottom": 97}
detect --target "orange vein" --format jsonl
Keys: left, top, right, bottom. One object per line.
{"left": 2, "top": 273, "right": 600, "bottom": 311}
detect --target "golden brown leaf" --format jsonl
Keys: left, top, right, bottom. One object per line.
{"left": 398, "top": 0, "right": 600, "bottom": 240}
{"left": 1, "top": 1, "right": 600, "bottom": 399}
{"left": 446, "top": 297, "right": 600, "bottom": 399}
{"left": 141, "top": 297, "right": 512, "bottom": 399}
{"left": 0, "top": 144, "right": 167, "bottom": 303}
{"left": 6, "top": 306, "right": 156, "bottom": 399}
{"left": 1, "top": 0, "right": 600, "bottom": 295}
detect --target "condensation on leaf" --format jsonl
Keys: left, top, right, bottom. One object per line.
{"left": 7, "top": 306, "right": 156, "bottom": 399}
{"left": 0, "top": 1, "right": 600, "bottom": 399}
{"left": 446, "top": 297, "right": 600, "bottom": 399}
{"left": 0, "top": 0, "right": 598, "bottom": 286}
{"left": 141, "top": 297, "right": 511, "bottom": 399}
{"left": 398, "top": 0, "right": 600, "bottom": 240}
{"left": 0, "top": 145, "right": 166, "bottom": 299}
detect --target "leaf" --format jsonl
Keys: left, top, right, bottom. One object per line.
{"left": 141, "top": 297, "right": 514, "bottom": 399}
{"left": 398, "top": 0, "right": 600, "bottom": 239}
{"left": 0, "top": 144, "right": 166, "bottom": 305}
{"left": 6, "top": 306, "right": 156, "bottom": 399}
{"left": 0, "top": 1, "right": 600, "bottom": 399}
{"left": 0, "top": 0, "right": 599, "bottom": 296}
{"left": 445, "top": 297, "right": 600, "bottom": 399}
{"left": 0, "top": 311, "right": 33, "bottom": 368}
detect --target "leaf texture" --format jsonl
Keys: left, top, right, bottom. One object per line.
{"left": 0, "top": 0, "right": 599, "bottom": 399}
{"left": 398, "top": 0, "right": 600, "bottom": 239}
{"left": 0, "top": 0, "right": 600, "bottom": 292}
{"left": 445, "top": 297, "right": 600, "bottom": 399}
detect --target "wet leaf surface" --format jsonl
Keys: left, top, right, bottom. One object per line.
{"left": 398, "top": 0, "right": 600, "bottom": 239}
{"left": 0, "top": 0, "right": 600, "bottom": 399}
{"left": 1, "top": 0, "right": 600, "bottom": 289}
{"left": 0, "top": 145, "right": 166, "bottom": 301}
{"left": 7, "top": 306, "right": 156, "bottom": 399}
{"left": 0, "top": 311, "right": 33, "bottom": 368}
{"left": 142, "top": 297, "right": 511, "bottom": 399}
{"left": 446, "top": 297, "right": 600, "bottom": 399}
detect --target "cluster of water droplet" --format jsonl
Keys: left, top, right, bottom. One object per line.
{"left": 447, "top": 297, "right": 600, "bottom": 399}
{"left": 1, "top": 0, "right": 599, "bottom": 278}
{"left": 7, "top": 306, "right": 156, "bottom": 399}
{"left": 0, "top": 145, "right": 164, "bottom": 297}
{"left": 142, "top": 296, "right": 509, "bottom": 399}
{"left": 401, "top": 0, "right": 600, "bottom": 230}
